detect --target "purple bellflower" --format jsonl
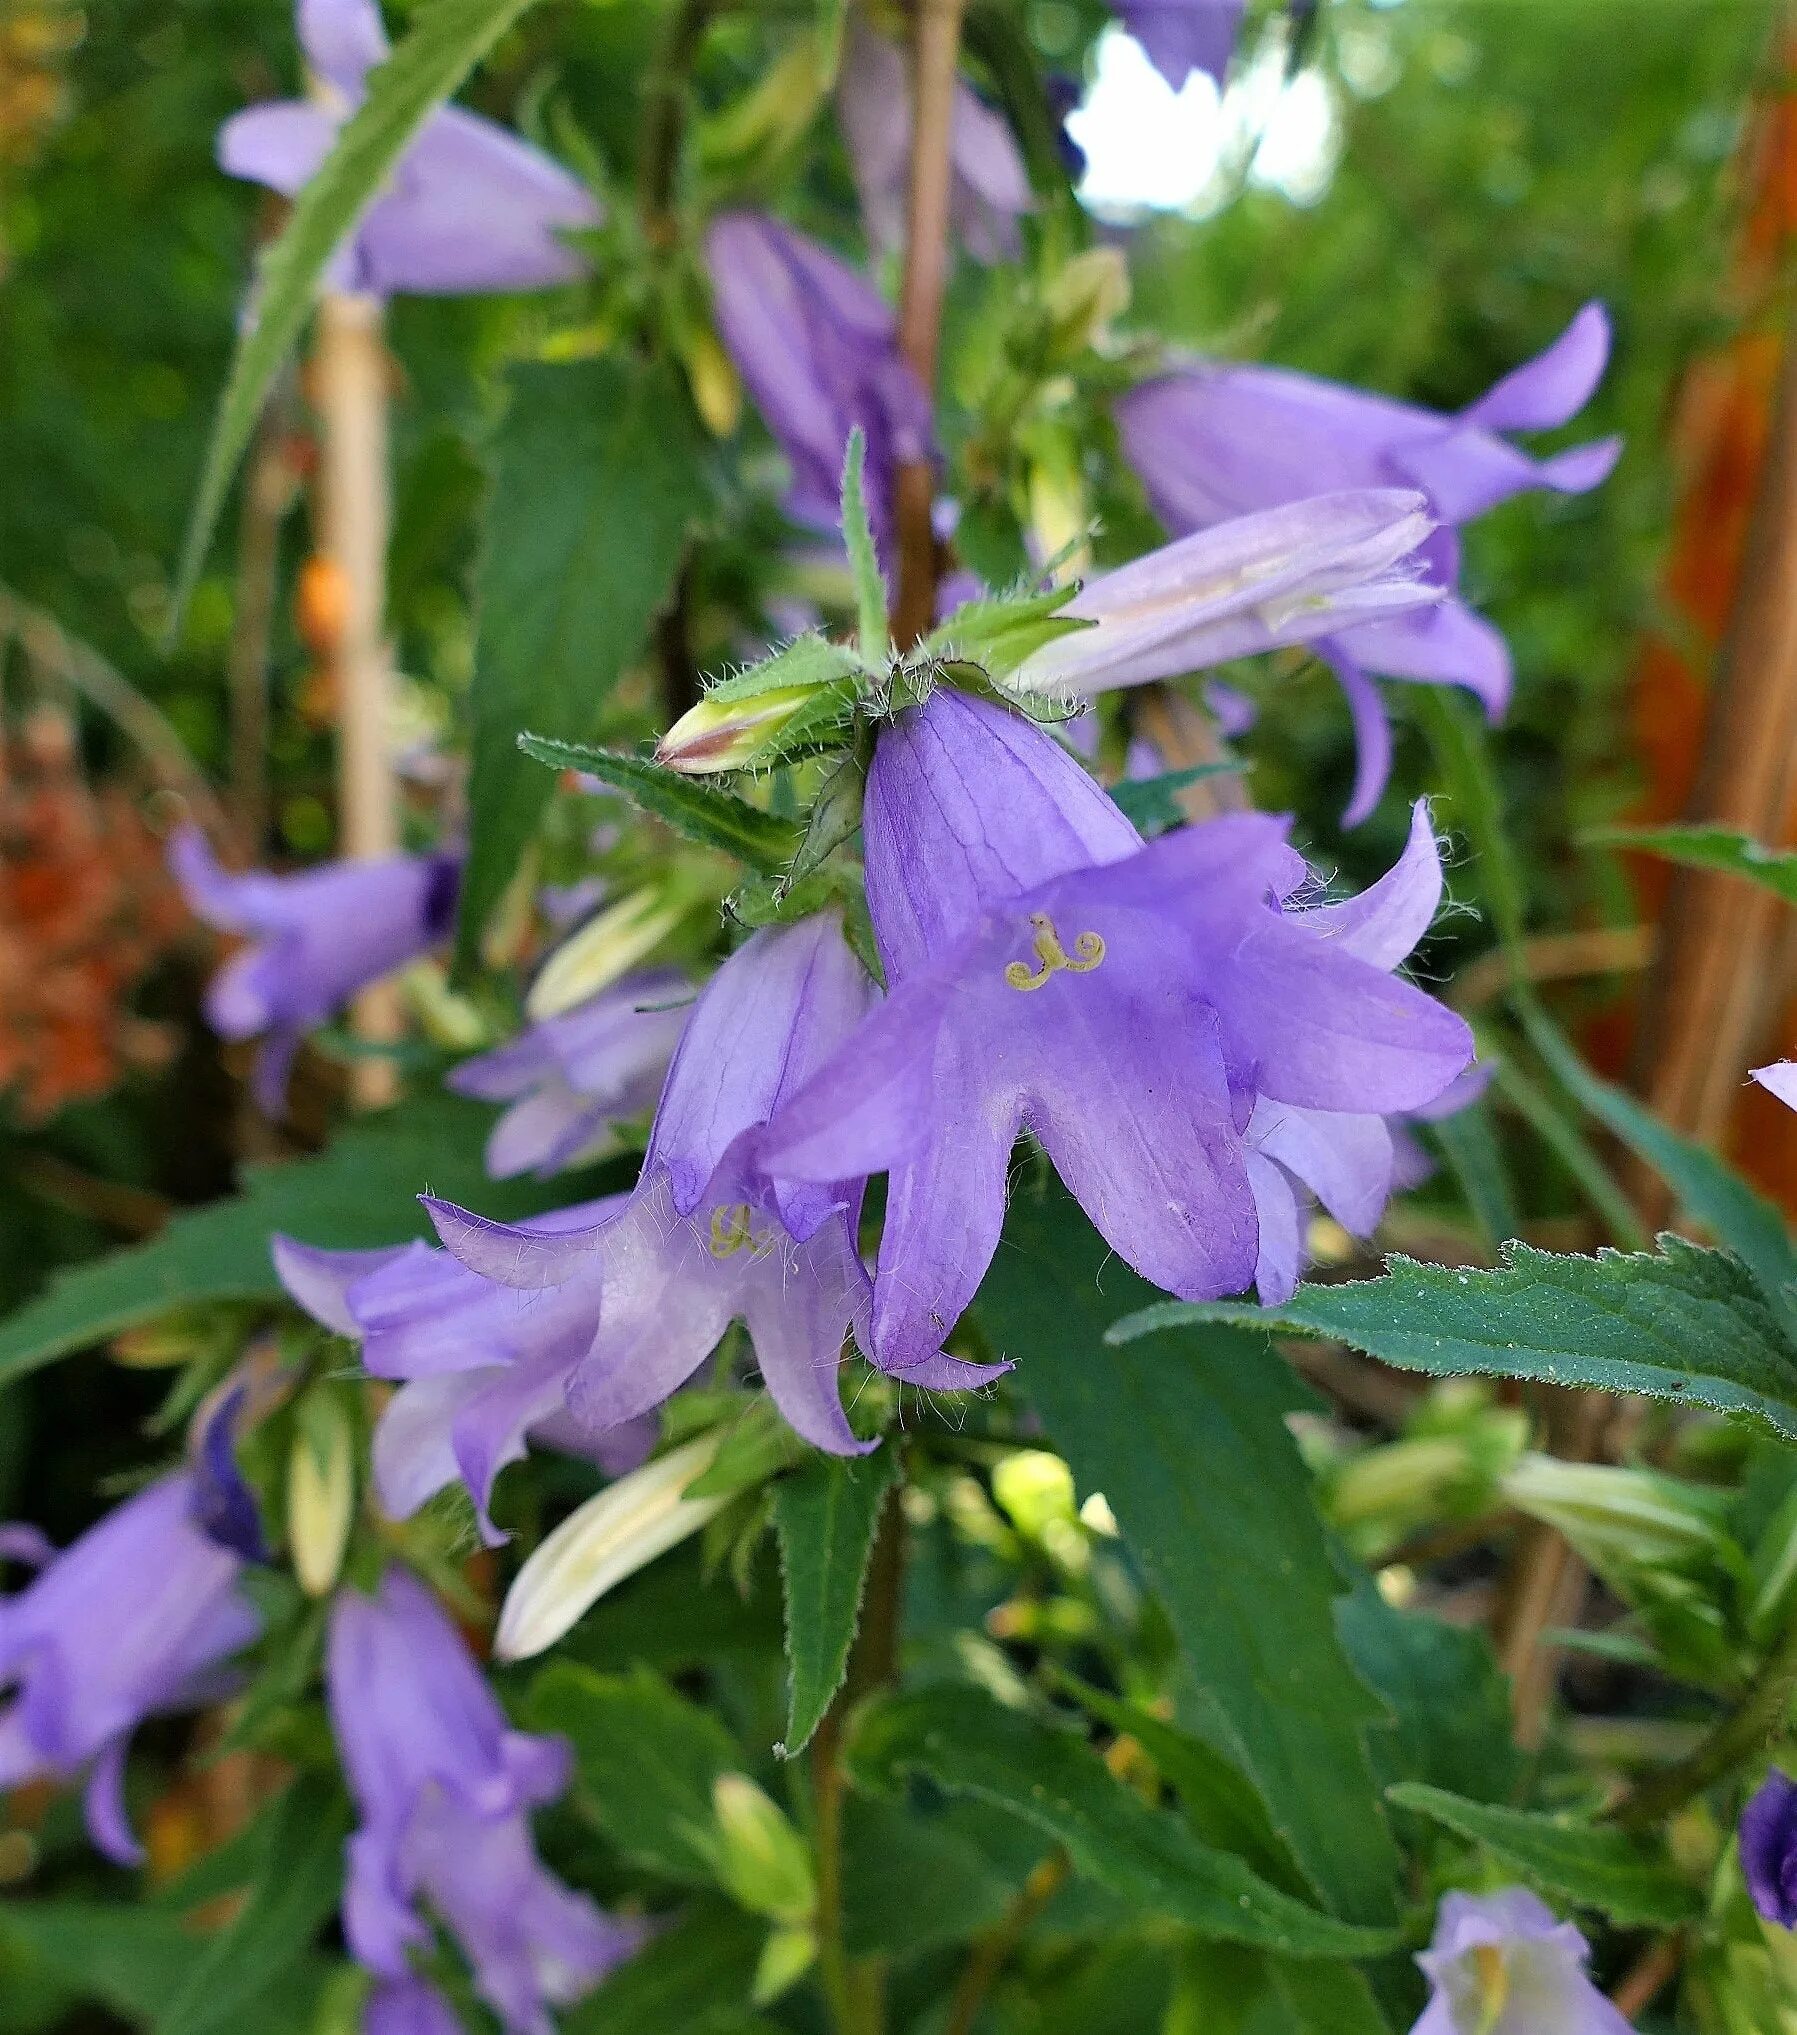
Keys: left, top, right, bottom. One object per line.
{"left": 756, "top": 688, "right": 1472, "bottom": 1372}
{"left": 219, "top": 0, "right": 600, "bottom": 297}
{"left": 1741, "top": 1768, "right": 1797, "bottom": 1927}
{"left": 171, "top": 824, "right": 460, "bottom": 1112}
{"left": 274, "top": 1205, "right": 653, "bottom": 1543}
{"left": 328, "top": 1568, "right": 637, "bottom": 2035}
{"left": 1411, "top": 1887, "right": 1633, "bottom": 2035}
{"left": 366, "top": 1979, "right": 466, "bottom": 2035}
{"left": 837, "top": 25, "right": 1032, "bottom": 264}
{"left": 706, "top": 211, "right": 934, "bottom": 572}
{"left": 0, "top": 1475, "right": 260, "bottom": 1864}
{"left": 1113, "top": 0, "right": 1245, "bottom": 90}
{"left": 1753, "top": 1061, "right": 1797, "bottom": 1114}
{"left": 1117, "top": 305, "right": 1621, "bottom": 821}
{"left": 425, "top": 913, "right": 1001, "bottom": 1455}
{"left": 446, "top": 970, "right": 690, "bottom": 1180}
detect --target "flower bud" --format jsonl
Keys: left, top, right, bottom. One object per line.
{"left": 526, "top": 886, "right": 689, "bottom": 1019}
{"left": 657, "top": 684, "right": 827, "bottom": 776}
{"left": 1043, "top": 247, "right": 1130, "bottom": 363}
{"left": 1500, "top": 1453, "right": 1733, "bottom": 1572}
{"left": 710, "top": 1773, "right": 817, "bottom": 1924}
{"left": 990, "top": 1449, "right": 1077, "bottom": 1542}
{"left": 679, "top": 325, "right": 744, "bottom": 439}
{"left": 752, "top": 1923, "right": 817, "bottom": 2007}
{"left": 495, "top": 1434, "right": 728, "bottom": 1661}
{"left": 288, "top": 1390, "right": 356, "bottom": 1598}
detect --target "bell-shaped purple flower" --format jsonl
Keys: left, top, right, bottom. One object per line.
{"left": 328, "top": 1568, "right": 637, "bottom": 2035}
{"left": 366, "top": 1979, "right": 465, "bottom": 2035}
{"left": 426, "top": 914, "right": 999, "bottom": 1455}
{"left": 1753, "top": 1061, "right": 1797, "bottom": 1114}
{"left": 446, "top": 970, "right": 689, "bottom": 1180}
{"left": 1113, "top": 0, "right": 1245, "bottom": 90}
{"left": 1116, "top": 305, "right": 1621, "bottom": 821}
{"left": 1410, "top": 1887, "right": 1633, "bottom": 2034}
{"left": 0, "top": 1475, "right": 260, "bottom": 1864}
{"left": 837, "top": 25, "right": 1032, "bottom": 264}
{"left": 706, "top": 212, "right": 934, "bottom": 571}
{"left": 1741, "top": 1768, "right": 1797, "bottom": 1927}
{"left": 218, "top": 0, "right": 601, "bottom": 297}
{"left": 757, "top": 688, "right": 1472, "bottom": 1373}
{"left": 171, "top": 825, "right": 460, "bottom": 1112}
{"left": 275, "top": 1201, "right": 652, "bottom": 1542}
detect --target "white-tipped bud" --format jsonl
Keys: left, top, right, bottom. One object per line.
{"left": 495, "top": 1435, "right": 728, "bottom": 1661}
{"left": 710, "top": 1774, "right": 817, "bottom": 1924}
{"left": 657, "top": 684, "right": 824, "bottom": 776}
{"left": 288, "top": 1392, "right": 355, "bottom": 1598}
{"left": 526, "top": 887, "right": 688, "bottom": 1019}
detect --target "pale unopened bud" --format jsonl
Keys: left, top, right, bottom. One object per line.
{"left": 1043, "top": 247, "right": 1130, "bottom": 362}
{"left": 752, "top": 1923, "right": 817, "bottom": 2007}
{"left": 400, "top": 960, "right": 488, "bottom": 1050}
{"left": 495, "top": 1435, "right": 728, "bottom": 1660}
{"left": 288, "top": 1391, "right": 355, "bottom": 1598}
{"left": 991, "top": 1450, "right": 1077, "bottom": 1542}
{"left": 526, "top": 886, "right": 688, "bottom": 1018}
{"left": 1500, "top": 1453, "right": 1732, "bottom": 1571}
{"left": 710, "top": 1773, "right": 817, "bottom": 1923}
{"left": 682, "top": 326, "right": 743, "bottom": 438}
{"left": 657, "top": 684, "right": 823, "bottom": 776}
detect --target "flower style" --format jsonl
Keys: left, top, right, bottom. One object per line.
{"left": 706, "top": 211, "right": 934, "bottom": 571}
{"left": 1410, "top": 1887, "right": 1634, "bottom": 2034}
{"left": 426, "top": 913, "right": 1000, "bottom": 1456}
{"left": 756, "top": 687, "right": 1472, "bottom": 1373}
{"left": 0, "top": 1474, "right": 260, "bottom": 1864}
{"left": 446, "top": 970, "right": 690, "bottom": 1180}
{"left": 171, "top": 825, "right": 460, "bottom": 1112}
{"left": 837, "top": 24, "right": 1032, "bottom": 264}
{"left": 1741, "top": 1768, "right": 1797, "bottom": 1927}
{"left": 1112, "top": 0, "right": 1246, "bottom": 91}
{"left": 327, "top": 1568, "right": 638, "bottom": 2035}
{"left": 1116, "top": 305, "right": 1621, "bottom": 820}
{"left": 274, "top": 1202, "right": 653, "bottom": 1543}
{"left": 218, "top": 0, "right": 601, "bottom": 298}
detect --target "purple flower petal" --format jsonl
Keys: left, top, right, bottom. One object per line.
{"left": 1114, "top": 0, "right": 1245, "bottom": 89}
{"left": 298, "top": 0, "right": 388, "bottom": 94}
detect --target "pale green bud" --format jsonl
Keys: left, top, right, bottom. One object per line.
{"left": 990, "top": 1449, "right": 1077, "bottom": 1541}
{"left": 710, "top": 1774, "right": 817, "bottom": 1924}
{"left": 657, "top": 685, "right": 827, "bottom": 776}
{"left": 1042, "top": 247, "right": 1130, "bottom": 363}
{"left": 526, "top": 886, "right": 688, "bottom": 1019}
{"left": 1500, "top": 1453, "right": 1734, "bottom": 1572}
{"left": 288, "top": 1390, "right": 355, "bottom": 1598}
{"left": 752, "top": 1923, "right": 818, "bottom": 2007}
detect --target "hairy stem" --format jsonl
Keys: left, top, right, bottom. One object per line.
{"left": 942, "top": 1849, "right": 1071, "bottom": 2035}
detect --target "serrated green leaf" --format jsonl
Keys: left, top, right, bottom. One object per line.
{"left": 702, "top": 636, "right": 869, "bottom": 705}
{"left": 847, "top": 1686, "right": 1398, "bottom": 1958}
{"left": 459, "top": 357, "right": 708, "bottom": 964}
{"left": 174, "top": 0, "right": 552, "bottom": 628}
{"left": 1108, "top": 763, "right": 1241, "bottom": 838}
{"left": 840, "top": 430, "right": 887, "bottom": 667}
{"left": 517, "top": 735, "right": 801, "bottom": 872}
{"left": 983, "top": 1187, "right": 1401, "bottom": 1924}
{"left": 1114, "top": 1240, "right": 1797, "bottom": 1443}
{"left": 563, "top": 1903, "right": 766, "bottom": 2034}
{"left": 1387, "top": 1783, "right": 1697, "bottom": 1927}
{"left": 772, "top": 1450, "right": 898, "bottom": 1756}
{"left": 527, "top": 1663, "right": 737, "bottom": 1885}
{"left": 1590, "top": 823, "right": 1797, "bottom": 906}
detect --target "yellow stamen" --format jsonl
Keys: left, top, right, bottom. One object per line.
{"left": 1003, "top": 912, "right": 1106, "bottom": 992}
{"left": 708, "top": 1203, "right": 756, "bottom": 1258}
{"left": 1469, "top": 1943, "right": 1509, "bottom": 2032}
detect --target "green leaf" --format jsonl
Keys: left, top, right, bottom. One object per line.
{"left": 0, "top": 1905, "right": 200, "bottom": 2020}
{"left": 1387, "top": 1783, "right": 1698, "bottom": 1928}
{"left": 772, "top": 1449, "right": 898, "bottom": 1756}
{"left": 0, "top": 1093, "right": 590, "bottom": 1388}
{"left": 174, "top": 0, "right": 551, "bottom": 628}
{"left": 156, "top": 1776, "right": 352, "bottom": 2035}
{"left": 847, "top": 1685, "right": 1398, "bottom": 1959}
{"left": 557, "top": 1541, "right": 782, "bottom": 1676}
{"left": 783, "top": 747, "right": 867, "bottom": 894}
{"left": 459, "top": 357, "right": 708, "bottom": 964}
{"left": 527, "top": 1663, "right": 737, "bottom": 1885}
{"left": 1590, "top": 823, "right": 1797, "bottom": 906}
{"left": 841, "top": 1795, "right": 1038, "bottom": 1956}
{"left": 983, "top": 1186, "right": 1401, "bottom": 1923}
{"left": 563, "top": 1903, "right": 766, "bottom": 2035}
{"left": 1108, "top": 763, "right": 1241, "bottom": 838}
{"left": 840, "top": 429, "right": 887, "bottom": 668}
{"left": 1116, "top": 1239, "right": 1797, "bottom": 1443}
{"left": 930, "top": 583, "right": 1092, "bottom": 679}
{"left": 517, "top": 735, "right": 800, "bottom": 873}
{"left": 1265, "top": 1959, "right": 1393, "bottom": 2035}
{"left": 1423, "top": 1089, "right": 1518, "bottom": 1256}
{"left": 1410, "top": 685, "right": 1526, "bottom": 962}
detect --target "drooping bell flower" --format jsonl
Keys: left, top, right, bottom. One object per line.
{"left": 219, "top": 0, "right": 601, "bottom": 298}
{"left": 0, "top": 1475, "right": 260, "bottom": 1864}
{"left": 366, "top": 1979, "right": 465, "bottom": 2035}
{"left": 427, "top": 914, "right": 1000, "bottom": 1456}
{"left": 274, "top": 1203, "right": 653, "bottom": 1543}
{"left": 1409, "top": 1888, "right": 1634, "bottom": 2034}
{"left": 171, "top": 824, "right": 460, "bottom": 1112}
{"left": 446, "top": 970, "right": 690, "bottom": 1180}
{"left": 706, "top": 212, "right": 934, "bottom": 572}
{"left": 327, "top": 1568, "right": 638, "bottom": 2035}
{"left": 1741, "top": 1768, "right": 1797, "bottom": 1927}
{"left": 1112, "top": 0, "right": 1245, "bottom": 90}
{"left": 836, "top": 24, "right": 1032, "bottom": 264}
{"left": 1116, "top": 305, "right": 1621, "bottom": 820}
{"left": 756, "top": 688, "right": 1472, "bottom": 1374}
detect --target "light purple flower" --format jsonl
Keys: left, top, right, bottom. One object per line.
{"left": 1753, "top": 1061, "right": 1797, "bottom": 1114}
{"left": 837, "top": 25, "right": 1032, "bottom": 264}
{"left": 171, "top": 824, "right": 460, "bottom": 1112}
{"left": 426, "top": 914, "right": 1001, "bottom": 1455}
{"left": 0, "top": 1475, "right": 259, "bottom": 1864}
{"left": 328, "top": 1568, "right": 637, "bottom": 2035}
{"left": 756, "top": 688, "right": 1472, "bottom": 1372}
{"left": 1741, "top": 1768, "right": 1797, "bottom": 1927}
{"left": 706, "top": 212, "right": 934, "bottom": 571}
{"left": 274, "top": 1203, "right": 653, "bottom": 1542}
{"left": 447, "top": 971, "right": 690, "bottom": 1180}
{"left": 366, "top": 1979, "right": 465, "bottom": 2035}
{"left": 1113, "top": 0, "right": 1245, "bottom": 90}
{"left": 1117, "top": 305, "right": 1621, "bottom": 821}
{"left": 218, "top": 0, "right": 601, "bottom": 298}
{"left": 1411, "top": 1887, "right": 1633, "bottom": 2034}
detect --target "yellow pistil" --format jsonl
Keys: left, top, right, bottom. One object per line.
{"left": 1003, "top": 912, "right": 1106, "bottom": 992}
{"left": 1469, "top": 1943, "right": 1509, "bottom": 2032}
{"left": 708, "top": 1203, "right": 757, "bottom": 1258}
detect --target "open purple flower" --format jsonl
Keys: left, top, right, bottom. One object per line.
{"left": 447, "top": 970, "right": 689, "bottom": 1180}
{"left": 328, "top": 1568, "right": 637, "bottom": 2035}
{"left": 274, "top": 1203, "right": 652, "bottom": 1542}
{"left": 1116, "top": 305, "right": 1621, "bottom": 821}
{"left": 1411, "top": 1887, "right": 1633, "bottom": 2034}
{"left": 366, "top": 1979, "right": 465, "bottom": 2035}
{"left": 1112, "top": 0, "right": 1245, "bottom": 90}
{"left": 756, "top": 688, "right": 1472, "bottom": 1372}
{"left": 219, "top": 0, "right": 600, "bottom": 297}
{"left": 1741, "top": 1768, "right": 1797, "bottom": 1927}
{"left": 426, "top": 914, "right": 999, "bottom": 1456}
{"left": 0, "top": 1475, "right": 259, "bottom": 1864}
{"left": 837, "top": 25, "right": 1032, "bottom": 264}
{"left": 171, "top": 824, "right": 460, "bottom": 1112}
{"left": 706, "top": 212, "right": 934, "bottom": 571}
{"left": 1753, "top": 1061, "right": 1797, "bottom": 1114}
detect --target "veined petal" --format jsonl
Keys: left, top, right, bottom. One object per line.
{"left": 1297, "top": 797, "right": 1443, "bottom": 968}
